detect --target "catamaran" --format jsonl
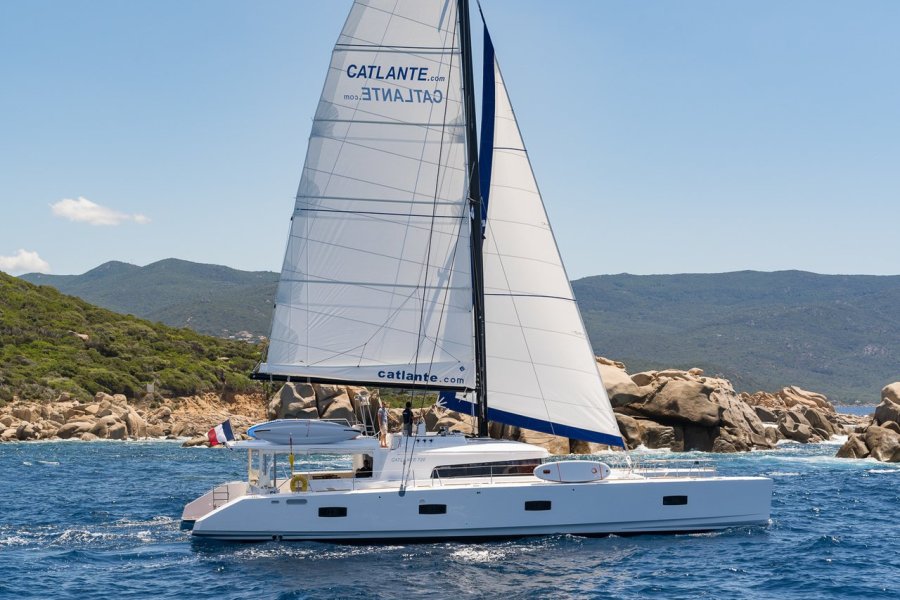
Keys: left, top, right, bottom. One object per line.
{"left": 181, "top": 0, "right": 772, "bottom": 542}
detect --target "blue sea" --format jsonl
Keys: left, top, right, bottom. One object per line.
{"left": 1, "top": 440, "right": 897, "bottom": 600}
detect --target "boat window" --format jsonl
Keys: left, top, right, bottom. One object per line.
{"left": 318, "top": 507, "right": 348, "bottom": 517}
{"left": 419, "top": 504, "right": 447, "bottom": 515}
{"left": 354, "top": 454, "right": 374, "bottom": 479}
{"left": 286, "top": 499, "right": 307, "bottom": 505}
{"left": 663, "top": 495, "right": 688, "bottom": 506}
{"left": 524, "top": 501, "right": 552, "bottom": 511}
{"left": 431, "top": 458, "right": 541, "bottom": 479}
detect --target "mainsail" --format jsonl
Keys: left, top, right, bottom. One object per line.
{"left": 443, "top": 27, "right": 624, "bottom": 447}
{"left": 258, "top": 0, "right": 475, "bottom": 391}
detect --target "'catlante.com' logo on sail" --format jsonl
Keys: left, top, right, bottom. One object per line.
{"left": 377, "top": 370, "right": 465, "bottom": 385}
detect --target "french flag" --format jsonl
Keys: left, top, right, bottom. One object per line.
{"left": 207, "top": 419, "right": 235, "bottom": 447}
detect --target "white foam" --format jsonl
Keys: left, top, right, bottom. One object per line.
{"left": 450, "top": 547, "right": 516, "bottom": 563}
{"left": 0, "top": 535, "right": 29, "bottom": 547}
{"left": 821, "top": 435, "right": 849, "bottom": 446}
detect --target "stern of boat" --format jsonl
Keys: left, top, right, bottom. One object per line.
{"left": 180, "top": 481, "right": 247, "bottom": 530}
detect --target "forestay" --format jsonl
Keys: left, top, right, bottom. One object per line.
{"left": 258, "top": 0, "right": 475, "bottom": 391}
{"left": 443, "top": 28, "right": 623, "bottom": 446}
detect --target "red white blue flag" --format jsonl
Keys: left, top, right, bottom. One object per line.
{"left": 207, "top": 419, "right": 235, "bottom": 447}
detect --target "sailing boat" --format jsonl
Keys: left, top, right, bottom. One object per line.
{"left": 182, "top": 0, "right": 772, "bottom": 541}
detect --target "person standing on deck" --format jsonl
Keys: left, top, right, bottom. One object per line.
{"left": 402, "top": 401, "right": 413, "bottom": 437}
{"left": 377, "top": 400, "right": 389, "bottom": 448}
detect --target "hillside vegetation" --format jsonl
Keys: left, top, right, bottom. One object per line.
{"left": 574, "top": 271, "right": 900, "bottom": 404}
{"left": 22, "top": 259, "right": 277, "bottom": 339}
{"left": 21, "top": 261, "right": 900, "bottom": 404}
{"left": 0, "top": 272, "right": 262, "bottom": 404}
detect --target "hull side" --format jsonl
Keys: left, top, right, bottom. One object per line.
{"left": 190, "top": 476, "right": 772, "bottom": 542}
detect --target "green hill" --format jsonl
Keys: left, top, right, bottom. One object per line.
{"left": 22, "top": 259, "right": 277, "bottom": 339}
{"left": 20, "top": 261, "right": 899, "bottom": 404}
{"left": 0, "top": 272, "right": 262, "bottom": 404}
{"left": 573, "top": 271, "right": 900, "bottom": 404}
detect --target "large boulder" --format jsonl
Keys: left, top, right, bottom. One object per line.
{"left": 715, "top": 390, "right": 773, "bottom": 450}
{"left": 882, "top": 382, "right": 900, "bottom": 404}
{"left": 633, "top": 380, "right": 721, "bottom": 427}
{"left": 614, "top": 413, "right": 643, "bottom": 448}
{"left": 107, "top": 422, "right": 128, "bottom": 440}
{"left": 778, "top": 410, "right": 820, "bottom": 443}
{"left": 874, "top": 395, "right": 900, "bottom": 427}
{"left": 640, "top": 421, "right": 676, "bottom": 450}
{"left": 516, "top": 429, "right": 569, "bottom": 455}
{"left": 56, "top": 421, "right": 95, "bottom": 439}
{"left": 318, "top": 391, "right": 352, "bottom": 419}
{"left": 864, "top": 426, "right": 900, "bottom": 463}
{"left": 321, "top": 395, "right": 355, "bottom": 423}
{"left": 12, "top": 406, "right": 37, "bottom": 422}
{"left": 435, "top": 416, "right": 472, "bottom": 435}
{"left": 267, "top": 383, "right": 318, "bottom": 419}
{"left": 15, "top": 422, "right": 37, "bottom": 441}
{"left": 799, "top": 405, "right": 838, "bottom": 438}
{"left": 124, "top": 409, "right": 148, "bottom": 438}
{"left": 598, "top": 362, "right": 650, "bottom": 407}
{"left": 836, "top": 433, "right": 870, "bottom": 459}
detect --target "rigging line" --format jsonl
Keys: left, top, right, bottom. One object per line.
{"left": 404, "top": 3, "right": 463, "bottom": 485}
{"left": 411, "top": 5, "right": 459, "bottom": 389}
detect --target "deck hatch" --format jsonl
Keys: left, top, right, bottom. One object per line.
{"left": 524, "top": 500, "right": 552, "bottom": 511}
{"left": 663, "top": 495, "right": 688, "bottom": 506}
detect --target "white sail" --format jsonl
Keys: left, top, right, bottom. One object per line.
{"left": 446, "top": 40, "right": 623, "bottom": 446}
{"left": 259, "top": 0, "right": 475, "bottom": 390}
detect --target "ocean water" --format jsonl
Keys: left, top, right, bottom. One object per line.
{"left": 1, "top": 441, "right": 897, "bottom": 600}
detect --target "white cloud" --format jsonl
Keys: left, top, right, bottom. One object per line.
{"left": 50, "top": 196, "right": 151, "bottom": 226}
{"left": 0, "top": 249, "right": 51, "bottom": 275}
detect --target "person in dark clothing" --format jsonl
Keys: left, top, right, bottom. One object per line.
{"left": 402, "top": 401, "right": 413, "bottom": 436}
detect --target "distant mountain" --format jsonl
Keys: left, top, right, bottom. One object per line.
{"left": 22, "top": 259, "right": 277, "bottom": 339}
{"left": 0, "top": 271, "right": 261, "bottom": 402}
{"left": 573, "top": 271, "right": 900, "bottom": 404}
{"left": 22, "top": 262, "right": 899, "bottom": 404}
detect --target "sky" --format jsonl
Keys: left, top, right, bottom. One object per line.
{"left": 1, "top": 0, "right": 898, "bottom": 279}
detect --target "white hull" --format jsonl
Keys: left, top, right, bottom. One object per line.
{"left": 187, "top": 474, "right": 772, "bottom": 542}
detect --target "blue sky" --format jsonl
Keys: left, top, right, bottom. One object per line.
{"left": 1, "top": 0, "right": 898, "bottom": 278}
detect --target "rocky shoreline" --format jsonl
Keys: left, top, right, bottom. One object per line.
{"left": 835, "top": 383, "right": 900, "bottom": 462}
{"left": 2, "top": 357, "right": 892, "bottom": 461}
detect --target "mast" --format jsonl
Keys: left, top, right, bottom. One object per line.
{"left": 458, "top": 0, "right": 489, "bottom": 438}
